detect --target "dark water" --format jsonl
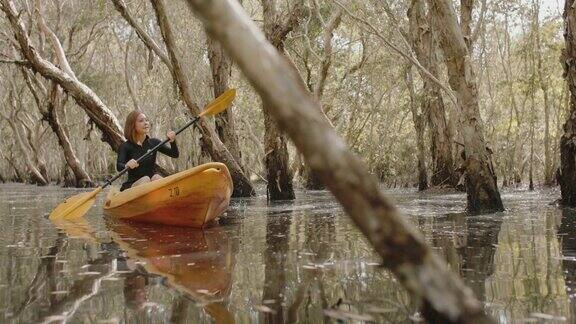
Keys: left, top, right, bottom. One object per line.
{"left": 0, "top": 184, "right": 575, "bottom": 323}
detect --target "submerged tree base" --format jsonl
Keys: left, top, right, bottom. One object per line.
{"left": 559, "top": 134, "right": 576, "bottom": 207}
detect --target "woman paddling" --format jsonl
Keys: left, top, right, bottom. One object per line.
{"left": 117, "top": 110, "right": 179, "bottom": 191}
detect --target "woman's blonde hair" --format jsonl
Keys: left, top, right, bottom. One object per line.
{"left": 124, "top": 110, "right": 145, "bottom": 144}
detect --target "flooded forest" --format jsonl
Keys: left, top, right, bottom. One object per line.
{"left": 1, "top": 0, "right": 576, "bottom": 323}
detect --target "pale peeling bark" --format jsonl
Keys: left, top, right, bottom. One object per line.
{"left": 533, "top": 0, "right": 554, "bottom": 186}
{"left": 427, "top": 0, "right": 504, "bottom": 214}
{"left": 313, "top": 8, "right": 341, "bottom": 99}
{"left": 1, "top": 0, "right": 125, "bottom": 151}
{"left": 460, "top": 0, "right": 473, "bottom": 49}
{"left": 405, "top": 66, "right": 428, "bottom": 191}
{"left": 111, "top": 0, "right": 173, "bottom": 70}
{"left": 261, "top": 0, "right": 305, "bottom": 200}
{"left": 149, "top": 0, "right": 255, "bottom": 197}
{"left": 183, "top": 0, "right": 494, "bottom": 322}
{"left": 304, "top": 7, "right": 342, "bottom": 191}
{"left": 560, "top": 0, "right": 576, "bottom": 206}
{"left": 46, "top": 85, "right": 94, "bottom": 187}
{"left": 408, "top": 0, "right": 455, "bottom": 187}
{"left": 3, "top": 92, "right": 48, "bottom": 185}
{"left": 207, "top": 36, "right": 243, "bottom": 166}
{"left": 21, "top": 69, "right": 93, "bottom": 187}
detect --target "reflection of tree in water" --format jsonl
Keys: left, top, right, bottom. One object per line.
{"left": 261, "top": 208, "right": 292, "bottom": 323}
{"left": 33, "top": 219, "right": 236, "bottom": 323}
{"left": 485, "top": 209, "right": 570, "bottom": 321}
{"left": 558, "top": 207, "right": 576, "bottom": 320}
{"left": 287, "top": 211, "right": 334, "bottom": 324}
{"left": 424, "top": 213, "right": 502, "bottom": 300}
{"left": 280, "top": 210, "right": 412, "bottom": 323}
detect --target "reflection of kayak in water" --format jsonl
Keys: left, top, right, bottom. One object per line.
{"left": 50, "top": 218, "right": 235, "bottom": 323}
{"left": 103, "top": 162, "right": 233, "bottom": 228}
{"left": 106, "top": 219, "right": 235, "bottom": 323}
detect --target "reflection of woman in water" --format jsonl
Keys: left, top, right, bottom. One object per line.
{"left": 123, "top": 271, "right": 148, "bottom": 311}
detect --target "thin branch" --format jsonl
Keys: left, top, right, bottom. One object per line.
{"left": 332, "top": 0, "right": 458, "bottom": 107}
{"left": 111, "top": 0, "right": 173, "bottom": 70}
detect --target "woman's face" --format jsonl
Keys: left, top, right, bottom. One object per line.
{"left": 134, "top": 113, "right": 150, "bottom": 136}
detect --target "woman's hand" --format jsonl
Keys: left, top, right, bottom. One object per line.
{"left": 126, "top": 159, "right": 139, "bottom": 169}
{"left": 167, "top": 130, "right": 176, "bottom": 143}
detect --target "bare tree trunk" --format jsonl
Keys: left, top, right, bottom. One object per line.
{"left": 20, "top": 63, "right": 94, "bottom": 188}
{"left": 408, "top": 0, "right": 455, "bottom": 187}
{"left": 529, "top": 84, "right": 536, "bottom": 191}
{"left": 2, "top": 92, "right": 48, "bottom": 185}
{"left": 149, "top": 0, "right": 255, "bottom": 197}
{"left": 427, "top": 0, "right": 504, "bottom": 214}
{"left": 183, "top": 1, "right": 495, "bottom": 322}
{"left": 303, "top": 8, "right": 342, "bottom": 191}
{"left": 460, "top": 0, "right": 474, "bottom": 49}
{"left": 533, "top": 0, "right": 554, "bottom": 186}
{"left": 207, "top": 37, "right": 243, "bottom": 166}
{"left": 46, "top": 85, "right": 94, "bottom": 187}
{"left": 260, "top": 0, "right": 305, "bottom": 200}
{"left": 405, "top": 66, "right": 428, "bottom": 191}
{"left": 560, "top": 0, "right": 576, "bottom": 206}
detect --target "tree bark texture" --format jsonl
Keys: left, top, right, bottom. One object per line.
{"left": 533, "top": 0, "right": 554, "bottom": 186}
{"left": 408, "top": 0, "right": 456, "bottom": 187}
{"left": 261, "top": 0, "right": 304, "bottom": 200}
{"left": 149, "top": 0, "right": 255, "bottom": 197}
{"left": 183, "top": 1, "right": 495, "bottom": 322}
{"left": 460, "top": 0, "right": 474, "bottom": 49}
{"left": 1, "top": 0, "right": 125, "bottom": 151}
{"left": 560, "top": 0, "right": 576, "bottom": 206}
{"left": 207, "top": 37, "right": 244, "bottom": 166}
{"left": 405, "top": 66, "right": 429, "bottom": 191}
{"left": 427, "top": 0, "right": 504, "bottom": 214}
{"left": 17, "top": 33, "right": 93, "bottom": 188}
{"left": 44, "top": 85, "right": 94, "bottom": 187}
{"left": 3, "top": 92, "right": 48, "bottom": 186}
{"left": 303, "top": 8, "right": 342, "bottom": 191}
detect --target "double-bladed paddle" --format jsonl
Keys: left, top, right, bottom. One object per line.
{"left": 49, "top": 89, "right": 236, "bottom": 220}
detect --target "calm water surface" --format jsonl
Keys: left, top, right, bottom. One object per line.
{"left": 0, "top": 184, "right": 575, "bottom": 323}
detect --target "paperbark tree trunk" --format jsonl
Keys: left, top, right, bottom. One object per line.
{"left": 2, "top": 92, "right": 48, "bottom": 186}
{"left": 207, "top": 37, "right": 243, "bottom": 166}
{"left": 260, "top": 0, "right": 305, "bottom": 200}
{"left": 559, "top": 0, "right": 576, "bottom": 206}
{"left": 303, "top": 8, "right": 342, "bottom": 191}
{"left": 533, "top": 0, "right": 554, "bottom": 186}
{"left": 22, "top": 68, "right": 94, "bottom": 187}
{"left": 183, "top": 1, "right": 494, "bottom": 322}
{"left": 408, "top": 0, "right": 456, "bottom": 187}
{"left": 46, "top": 85, "right": 94, "bottom": 187}
{"left": 427, "top": 0, "right": 504, "bottom": 214}
{"left": 149, "top": 0, "right": 255, "bottom": 197}
{"left": 405, "top": 66, "right": 428, "bottom": 191}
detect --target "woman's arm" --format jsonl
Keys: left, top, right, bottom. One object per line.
{"left": 158, "top": 140, "right": 179, "bottom": 158}
{"left": 116, "top": 142, "right": 129, "bottom": 171}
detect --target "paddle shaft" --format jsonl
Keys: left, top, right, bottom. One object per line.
{"left": 104, "top": 116, "right": 200, "bottom": 188}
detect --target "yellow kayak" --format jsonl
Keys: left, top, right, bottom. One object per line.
{"left": 104, "top": 162, "right": 233, "bottom": 228}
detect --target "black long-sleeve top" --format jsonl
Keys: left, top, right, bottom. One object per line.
{"left": 116, "top": 136, "right": 179, "bottom": 191}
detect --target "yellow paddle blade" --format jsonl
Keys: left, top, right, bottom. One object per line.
{"left": 48, "top": 187, "right": 102, "bottom": 220}
{"left": 199, "top": 89, "right": 236, "bottom": 117}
